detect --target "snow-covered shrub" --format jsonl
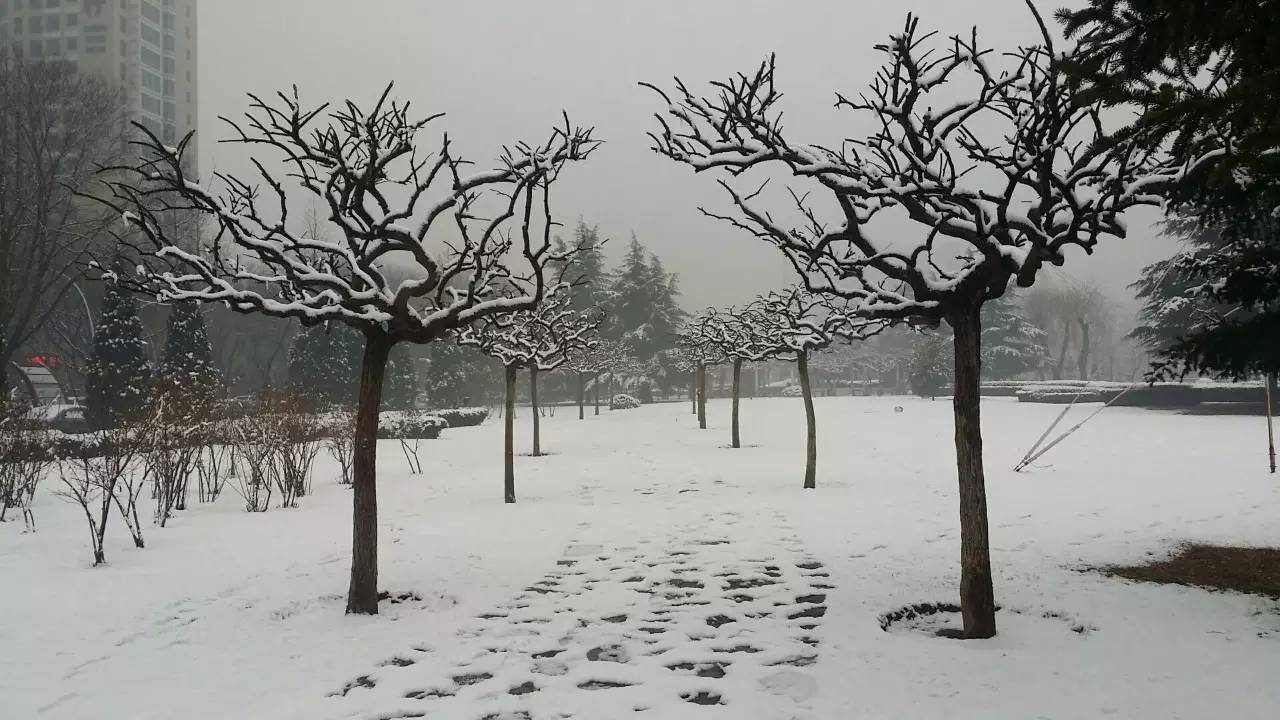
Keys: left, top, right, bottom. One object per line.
{"left": 377, "top": 411, "right": 446, "bottom": 440}
{"left": 780, "top": 385, "right": 803, "bottom": 398}
{"left": 610, "top": 394, "right": 641, "bottom": 410}
{"left": 433, "top": 407, "right": 489, "bottom": 428}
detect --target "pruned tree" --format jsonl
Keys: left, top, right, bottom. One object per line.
{"left": 697, "top": 308, "right": 766, "bottom": 449}
{"left": 567, "top": 339, "right": 631, "bottom": 419}
{"left": 676, "top": 312, "right": 728, "bottom": 430}
{"left": 645, "top": 4, "right": 1208, "bottom": 637}
{"left": 459, "top": 289, "right": 600, "bottom": 502}
{"left": 94, "top": 86, "right": 597, "bottom": 614}
{"left": 746, "top": 288, "right": 882, "bottom": 487}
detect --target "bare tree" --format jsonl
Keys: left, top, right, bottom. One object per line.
{"left": 0, "top": 58, "right": 126, "bottom": 403}
{"left": 744, "top": 288, "right": 882, "bottom": 486}
{"left": 566, "top": 339, "right": 631, "bottom": 419}
{"left": 1024, "top": 275, "right": 1115, "bottom": 380}
{"left": 94, "top": 87, "right": 597, "bottom": 614}
{"left": 677, "top": 313, "right": 729, "bottom": 430}
{"left": 645, "top": 5, "right": 1206, "bottom": 637}
{"left": 460, "top": 290, "right": 599, "bottom": 501}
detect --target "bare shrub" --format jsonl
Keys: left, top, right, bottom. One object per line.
{"left": 228, "top": 414, "right": 277, "bottom": 513}
{"left": 139, "top": 394, "right": 206, "bottom": 527}
{"left": 54, "top": 429, "right": 144, "bottom": 564}
{"left": 323, "top": 411, "right": 355, "bottom": 486}
{"left": 0, "top": 408, "right": 56, "bottom": 531}
{"left": 274, "top": 397, "right": 321, "bottom": 505}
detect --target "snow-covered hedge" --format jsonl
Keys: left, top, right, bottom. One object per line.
{"left": 431, "top": 407, "right": 489, "bottom": 428}
{"left": 373, "top": 411, "right": 446, "bottom": 440}
{"left": 610, "top": 394, "right": 641, "bottom": 410}
{"left": 780, "top": 385, "right": 803, "bottom": 398}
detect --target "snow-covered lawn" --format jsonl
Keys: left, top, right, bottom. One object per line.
{"left": 3, "top": 396, "right": 1278, "bottom": 719}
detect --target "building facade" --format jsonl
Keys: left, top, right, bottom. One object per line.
{"left": 0, "top": 0, "right": 198, "bottom": 166}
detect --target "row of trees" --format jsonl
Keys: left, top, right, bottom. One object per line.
{"left": 645, "top": 1, "right": 1214, "bottom": 638}
{"left": 679, "top": 288, "right": 884, "bottom": 487}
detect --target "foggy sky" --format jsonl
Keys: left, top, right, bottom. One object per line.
{"left": 197, "top": 0, "right": 1174, "bottom": 317}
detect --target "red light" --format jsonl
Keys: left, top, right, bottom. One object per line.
{"left": 27, "top": 354, "right": 61, "bottom": 368}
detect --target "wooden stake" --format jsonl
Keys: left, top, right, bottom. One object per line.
{"left": 1266, "top": 373, "right": 1276, "bottom": 474}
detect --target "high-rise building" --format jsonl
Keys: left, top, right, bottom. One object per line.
{"left": 0, "top": 0, "right": 198, "bottom": 169}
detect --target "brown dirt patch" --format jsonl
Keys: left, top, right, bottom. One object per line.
{"left": 1103, "top": 544, "right": 1280, "bottom": 599}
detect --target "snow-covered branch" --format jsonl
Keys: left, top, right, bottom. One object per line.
{"left": 94, "top": 86, "right": 599, "bottom": 342}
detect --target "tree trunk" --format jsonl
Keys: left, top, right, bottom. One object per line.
{"left": 578, "top": 372, "right": 585, "bottom": 420}
{"left": 530, "top": 366, "right": 541, "bottom": 457}
{"left": 504, "top": 365, "right": 517, "bottom": 503}
{"left": 1077, "top": 318, "right": 1091, "bottom": 380}
{"left": 731, "top": 357, "right": 743, "bottom": 448}
{"left": 697, "top": 363, "right": 707, "bottom": 430}
{"left": 690, "top": 372, "right": 697, "bottom": 414}
{"left": 797, "top": 350, "right": 817, "bottom": 489}
{"left": 595, "top": 373, "right": 601, "bottom": 415}
{"left": 346, "top": 333, "right": 392, "bottom": 615}
{"left": 607, "top": 373, "right": 614, "bottom": 411}
{"left": 1053, "top": 320, "right": 1072, "bottom": 381}
{"left": 947, "top": 306, "right": 997, "bottom": 639}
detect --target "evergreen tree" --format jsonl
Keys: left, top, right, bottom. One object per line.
{"left": 86, "top": 284, "right": 152, "bottom": 428}
{"left": 157, "top": 302, "right": 224, "bottom": 403}
{"left": 607, "top": 236, "right": 653, "bottom": 348}
{"left": 908, "top": 333, "right": 951, "bottom": 399}
{"left": 383, "top": 346, "right": 419, "bottom": 411}
{"left": 1059, "top": 1, "right": 1280, "bottom": 379}
{"left": 647, "top": 254, "right": 688, "bottom": 351}
{"left": 288, "top": 322, "right": 362, "bottom": 409}
{"left": 981, "top": 296, "right": 1050, "bottom": 380}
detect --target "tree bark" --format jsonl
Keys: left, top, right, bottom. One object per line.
{"left": 797, "top": 350, "right": 817, "bottom": 489}
{"left": 530, "top": 366, "right": 541, "bottom": 457}
{"left": 731, "top": 357, "right": 743, "bottom": 448}
{"left": 578, "top": 372, "right": 585, "bottom": 420}
{"left": 504, "top": 365, "right": 517, "bottom": 503}
{"left": 606, "top": 373, "right": 613, "bottom": 411}
{"left": 947, "top": 306, "right": 997, "bottom": 639}
{"left": 697, "top": 363, "right": 707, "bottom": 430}
{"left": 347, "top": 332, "right": 392, "bottom": 615}
{"left": 595, "top": 373, "right": 601, "bottom": 415}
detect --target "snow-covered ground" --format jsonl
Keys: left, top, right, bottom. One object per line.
{"left": 3, "top": 396, "right": 1278, "bottom": 719}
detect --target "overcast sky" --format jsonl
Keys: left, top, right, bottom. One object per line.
{"left": 197, "top": 0, "right": 1172, "bottom": 316}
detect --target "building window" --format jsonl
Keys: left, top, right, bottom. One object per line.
{"left": 45, "top": 13, "right": 58, "bottom": 32}
{"left": 141, "top": 1, "right": 159, "bottom": 23}
{"left": 141, "top": 93, "right": 161, "bottom": 114}
{"left": 43, "top": 36, "right": 58, "bottom": 54}
{"left": 65, "top": 12, "right": 76, "bottom": 26}
{"left": 64, "top": 34, "right": 76, "bottom": 50}
{"left": 28, "top": 14, "right": 40, "bottom": 32}
{"left": 141, "top": 46, "right": 160, "bottom": 68}
{"left": 141, "top": 23, "right": 159, "bottom": 45}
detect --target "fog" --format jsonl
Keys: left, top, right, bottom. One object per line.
{"left": 197, "top": 0, "right": 1173, "bottom": 315}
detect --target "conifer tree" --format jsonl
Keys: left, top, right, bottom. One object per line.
{"left": 383, "top": 346, "right": 419, "bottom": 411}
{"left": 86, "top": 284, "right": 151, "bottom": 428}
{"left": 288, "top": 323, "right": 362, "bottom": 409}
{"left": 157, "top": 302, "right": 223, "bottom": 403}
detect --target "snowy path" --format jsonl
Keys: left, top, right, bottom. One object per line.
{"left": 328, "top": 466, "right": 836, "bottom": 719}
